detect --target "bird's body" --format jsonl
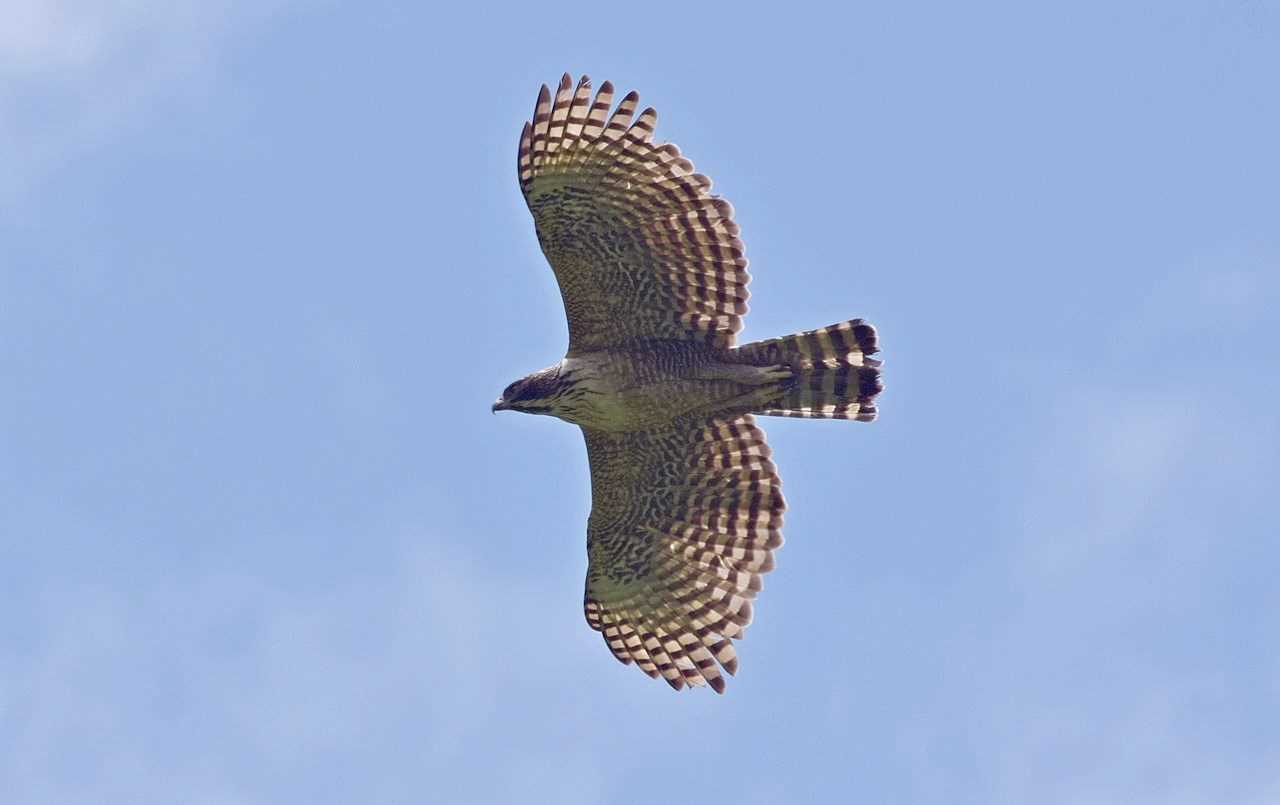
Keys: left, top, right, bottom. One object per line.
{"left": 529, "top": 345, "right": 788, "bottom": 432}
{"left": 496, "top": 74, "right": 883, "bottom": 693}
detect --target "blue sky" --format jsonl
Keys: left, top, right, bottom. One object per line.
{"left": 2, "top": 2, "right": 1278, "bottom": 803}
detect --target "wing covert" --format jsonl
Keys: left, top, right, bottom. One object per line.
{"left": 519, "top": 74, "right": 750, "bottom": 353}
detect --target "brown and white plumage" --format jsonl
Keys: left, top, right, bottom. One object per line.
{"left": 498, "top": 74, "right": 883, "bottom": 692}
{"left": 582, "top": 415, "right": 783, "bottom": 692}
{"left": 519, "top": 73, "right": 748, "bottom": 352}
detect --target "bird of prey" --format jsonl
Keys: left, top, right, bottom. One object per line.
{"left": 495, "top": 74, "right": 883, "bottom": 693}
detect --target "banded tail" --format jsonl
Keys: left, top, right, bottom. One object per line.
{"left": 736, "top": 319, "right": 883, "bottom": 422}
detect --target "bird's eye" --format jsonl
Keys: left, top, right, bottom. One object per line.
{"left": 503, "top": 382, "right": 521, "bottom": 400}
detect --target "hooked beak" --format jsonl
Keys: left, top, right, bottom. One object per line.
{"left": 492, "top": 398, "right": 509, "bottom": 413}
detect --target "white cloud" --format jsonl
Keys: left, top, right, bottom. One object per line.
{"left": 0, "top": 1, "right": 111, "bottom": 72}
{"left": 984, "top": 401, "right": 1280, "bottom": 803}
{"left": 0, "top": 534, "right": 612, "bottom": 805}
{"left": 0, "top": 1, "right": 284, "bottom": 205}
{"left": 1010, "top": 390, "right": 1200, "bottom": 582}
{"left": 981, "top": 262, "right": 1280, "bottom": 804}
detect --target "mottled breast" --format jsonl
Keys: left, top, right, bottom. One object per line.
{"left": 553, "top": 349, "right": 720, "bottom": 432}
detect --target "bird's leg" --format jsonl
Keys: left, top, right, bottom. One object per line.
{"left": 686, "top": 383, "right": 788, "bottom": 418}
{"left": 695, "top": 363, "right": 793, "bottom": 385}
{"left": 684, "top": 363, "right": 794, "bottom": 418}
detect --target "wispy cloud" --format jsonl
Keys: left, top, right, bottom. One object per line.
{"left": 0, "top": 535, "right": 612, "bottom": 805}
{"left": 991, "top": 402, "right": 1280, "bottom": 801}
{"left": 981, "top": 252, "right": 1280, "bottom": 805}
{"left": 0, "top": 1, "right": 284, "bottom": 205}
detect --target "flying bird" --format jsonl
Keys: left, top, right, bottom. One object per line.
{"left": 495, "top": 74, "right": 883, "bottom": 692}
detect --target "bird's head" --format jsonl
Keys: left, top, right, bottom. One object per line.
{"left": 492, "top": 365, "right": 563, "bottom": 416}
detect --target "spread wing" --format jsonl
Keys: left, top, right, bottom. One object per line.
{"left": 581, "top": 415, "right": 785, "bottom": 692}
{"left": 518, "top": 73, "right": 749, "bottom": 353}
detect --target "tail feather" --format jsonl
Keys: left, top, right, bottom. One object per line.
{"left": 735, "top": 319, "right": 883, "bottom": 422}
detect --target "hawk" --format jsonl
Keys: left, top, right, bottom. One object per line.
{"left": 495, "top": 74, "right": 883, "bottom": 693}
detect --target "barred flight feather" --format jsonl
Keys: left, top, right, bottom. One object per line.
{"left": 519, "top": 73, "right": 749, "bottom": 352}
{"left": 582, "top": 414, "right": 784, "bottom": 693}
